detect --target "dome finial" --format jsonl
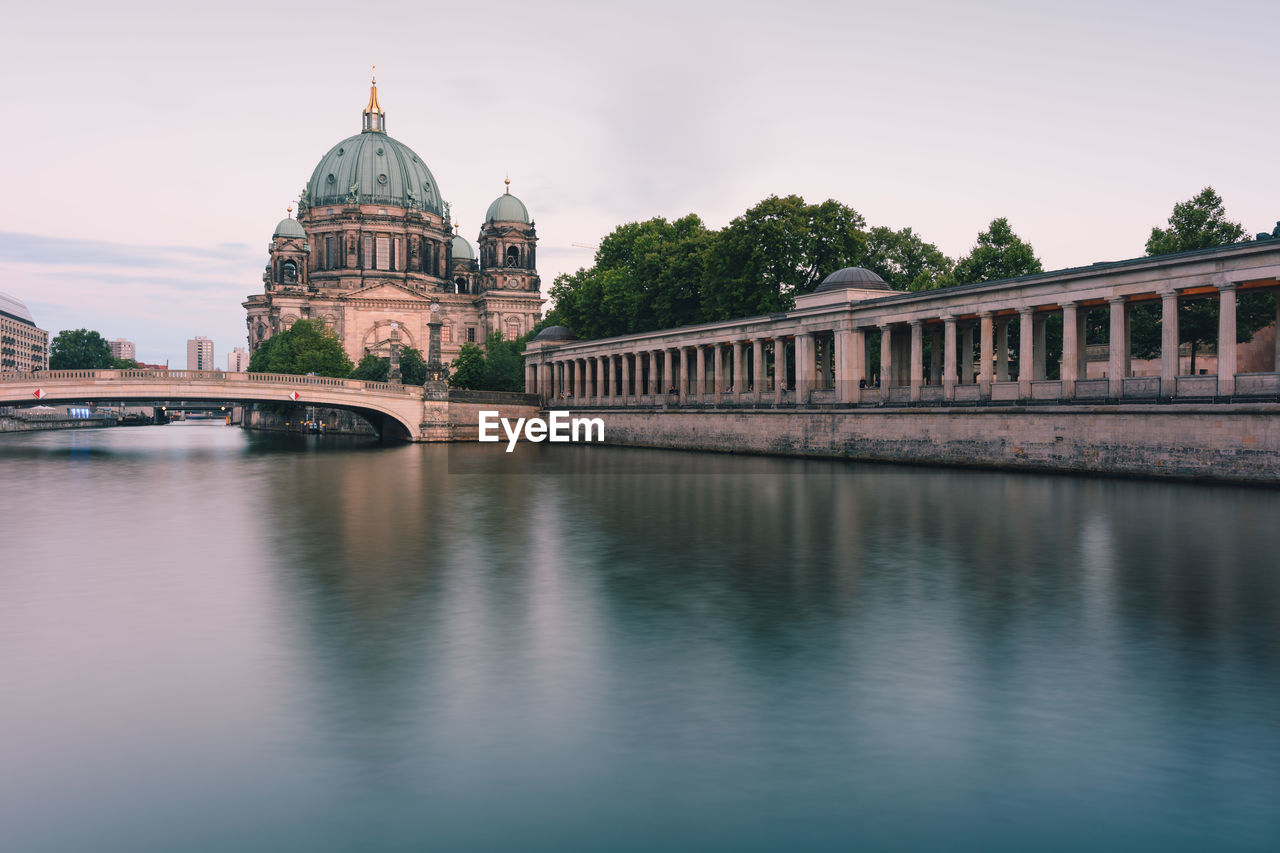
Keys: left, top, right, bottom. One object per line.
{"left": 286, "top": 205, "right": 293, "bottom": 217}
{"left": 363, "top": 66, "right": 385, "bottom": 132}
{"left": 504, "top": 174, "right": 511, "bottom": 195}
{"left": 453, "top": 220, "right": 459, "bottom": 234}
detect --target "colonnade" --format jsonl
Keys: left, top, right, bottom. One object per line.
{"left": 526, "top": 254, "right": 1280, "bottom": 408}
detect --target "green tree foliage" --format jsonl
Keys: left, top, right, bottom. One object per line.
{"left": 350, "top": 346, "right": 428, "bottom": 385}
{"left": 1131, "top": 188, "right": 1271, "bottom": 366}
{"left": 247, "top": 319, "right": 352, "bottom": 377}
{"left": 49, "top": 329, "right": 113, "bottom": 369}
{"left": 863, "top": 226, "right": 954, "bottom": 291}
{"left": 1145, "top": 187, "right": 1246, "bottom": 255}
{"left": 703, "top": 196, "right": 867, "bottom": 319}
{"left": 949, "top": 218, "right": 1043, "bottom": 285}
{"left": 112, "top": 357, "right": 140, "bottom": 369}
{"left": 447, "top": 342, "right": 488, "bottom": 389}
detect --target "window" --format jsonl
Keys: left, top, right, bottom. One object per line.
{"left": 505, "top": 246, "right": 520, "bottom": 267}
{"left": 282, "top": 260, "right": 298, "bottom": 283}
{"left": 363, "top": 236, "right": 373, "bottom": 269}
{"left": 455, "top": 276, "right": 467, "bottom": 294}
{"left": 467, "top": 328, "right": 476, "bottom": 343}
{"left": 376, "top": 237, "right": 390, "bottom": 270}
{"left": 325, "top": 236, "right": 334, "bottom": 270}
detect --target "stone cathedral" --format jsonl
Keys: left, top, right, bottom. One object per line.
{"left": 243, "top": 76, "right": 544, "bottom": 366}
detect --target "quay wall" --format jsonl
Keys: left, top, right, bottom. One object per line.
{"left": 1, "top": 415, "right": 112, "bottom": 434}
{"left": 569, "top": 405, "right": 1280, "bottom": 484}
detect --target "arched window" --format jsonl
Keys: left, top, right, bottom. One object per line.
{"left": 505, "top": 246, "right": 520, "bottom": 267}
{"left": 282, "top": 260, "right": 298, "bottom": 282}
{"left": 455, "top": 276, "right": 468, "bottom": 294}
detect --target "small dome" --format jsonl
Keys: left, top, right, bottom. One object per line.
{"left": 814, "top": 266, "right": 892, "bottom": 293}
{"left": 532, "top": 325, "right": 576, "bottom": 342}
{"left": 486, "top": 187, "right": 530, "bottom": 223}
{"left": 451, "top": 234, "right": 475, "bottom": 260}
{"left": 273, "top": 216, "right": 306, "bottom": 239}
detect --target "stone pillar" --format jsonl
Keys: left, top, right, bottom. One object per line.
{"left": 679, "top": 347, "right": 690, "bottom": 404}
{"left": 732, "top": 341, "right": 744, "bottom": 402}
{"left": 542, "top": 363, "right": 553, "bottom": 400}
{"left": 795, "top": 333, "right": 814, "bottom": 404}
{"left": 696, "top": 345, "right": 707, "bottom": 402}
{"left": 996, "top": 317, "right": 1010, "bottom": 382}
{"left": 960, "top": 324, "right": 974, "bottom": 385}
{"left": 576, "top": 360, "right": 585, "bottom": 402}
{"left": 1062, "top": 302, "right": 1078, "bottom": 398}
{"left": 1075, "top": 308, "right": 1088, "bottom": 380}
{"left": 1160, "top": 290, "right": 1179, "bottom": 397}
{"left": 1108, "top": 297, "right": 1126, "bottom": 398}
{"left": 929, "top": 326, "right": 943, "bottom": 386}
{"left": 979, "top": 312, "right": 994, "bottom": 397}
{"left": 1020, "top": 308, "right": 1035, "bottom": 399}
{"left": 525, "top": 363, "right": 535, "bottom": 394}
{"left": 620, "top": 353, "right": 631, "bottom": 404}
{"left": 604, "top": 355, "right": 614, "bottom": 400}
{"left": 909, "top": 321, "right": 923, "bottom": 402}
{"left": 634, "top": 352, "right": 644, "bottom": 400}
{"left": 835, "top": 328, "right": 855, "bottom": 404}
{"left": 879, "top": 325, "right": 893, "bottom": 402}
{"left": 1033, "top": 316, "right": 1048, "bottom": 380}
{"left": 585, "top": 358, "right": 595, "bottom": 402}
{"left": 650, "top": 350, "right": 661, "bottom": 397}
{"left": 595, "top": 357, "right": 604, "bottom": 404}
{"left": 1218, "top": 282, "right": 1237, "bottom": 396}
{"left": 752, "top": 339, "right": 764, "bottom": 403}
{"left": 712, "top": 344, "right": 724, "bottom": 403}
{"left": 943, "top": 316, "right": 957, "bottom": 401}
{"left": 851, "top": 328, "right": 866, "bottom": 403}
{"left": 774, "top": 338, "right": 786, "bottom": 403}
{"left": 663, "top": 348, "right": 673, "bottom": 399}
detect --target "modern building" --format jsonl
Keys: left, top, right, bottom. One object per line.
{"left": 227, "top": 347, "right": 249, "bottom": 372}
{"left": 187, "top": 336, "right": 215, "bottom": 371}
{"left": 0, "top": 290, "right": 49, "bottom": 373}
{"left": 108, "top": 338, "right": 136, "bottom": 361}
{"left": 243, "top": 75, "right": 544, "bottom": 367}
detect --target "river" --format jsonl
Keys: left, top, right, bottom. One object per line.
{"left": 1, "top": 422, "right": 1277, "bottom": 851}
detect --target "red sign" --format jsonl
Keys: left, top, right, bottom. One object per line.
{"left": 289, "top": 391, "right": 301, "bottom": 401}
{"left": 33, "top": 389, "right": 45, "bottom": 399}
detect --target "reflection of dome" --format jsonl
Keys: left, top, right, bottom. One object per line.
{"left": 485, "top": 183, "right": 530, "bottom": 223}
{"left": 273, "top": 215, "right": 306, "bottom": 239}
{"left": 451, "top": 234, "right": 475, "bottom": 261}
{"left": 0, "top": 289, "right": 35, "bottom": 323}
{"left": 532, "top": 325, "right": 576, "bottom": 342}
{"left": 814, "top": 266, "right": 892, "bottom": 293}
{"left": 305, "top": 132, "right": 442, "bottom": 213}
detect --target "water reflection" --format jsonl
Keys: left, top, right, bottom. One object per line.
{"left": 0, "top": 429, "right": 1277, "bottom": 851}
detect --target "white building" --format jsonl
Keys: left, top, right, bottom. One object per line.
{"left": 1, "top": 291, "right": 49, "bottom": 373}
{"left": 227, "top": 347, "right": 249, "bottom": 372}
{"left": 187, "top": 336, "right": 215, "bottom": 371}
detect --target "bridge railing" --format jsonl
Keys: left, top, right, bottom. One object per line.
{"left": 0, "top": 369, "right": 416, "bottom": 394}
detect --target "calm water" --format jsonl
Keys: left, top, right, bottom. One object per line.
{"left": 1, "top": 423, "right": 1278, "bottom": 851}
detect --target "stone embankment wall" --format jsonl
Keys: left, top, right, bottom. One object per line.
{"left": 447, "top": 390, "right": 543, "bottom": 441}
{"left": 0, "top": 415, "right": 112, "bottom": 434}
{"left": 575, "top": 405, "right": 1280, "bottom": 483}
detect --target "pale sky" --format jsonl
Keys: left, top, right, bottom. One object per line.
{"left": 2, "top": 0, "right": 1276, "bottom": 367}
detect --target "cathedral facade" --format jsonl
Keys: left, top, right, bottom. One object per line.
{"left": 243, "top": 77, "right": 543, "bottom": 368}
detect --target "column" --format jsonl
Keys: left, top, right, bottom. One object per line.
{"left": 851, "top": 328, "right": 865, "bottom": 403}
{"left": 696, "top": 345, "right": 707, "bottom": 402}
{"left": 835, "top": 328, "right": 855, "bottom": 404}
{"left": 752, "top": 339, "right": 764, "bottom": 403}
{"left": 936, "top": 325, "right": 947, "bottom": 384}
{"left": 1062, "top": 302, "right": 1078, "bottom": 398}
{"left": 1160, "top": 290, "right": 1178, "bottom": 397}
{"left": 606, "top": 355, "right": 615, "bottom": 400}
{"left": 663, "top": 348, "right": 673, "bottom": 399}
{"left": 679, "top": 347, "right": 690, "bottom": 404}
{"left": 774, "top": 338, "right": 786, "bottom": 404}
{"left": 795, "top": 333, "right": 814, "bottom": 404}
{"left": 551, "top": 361, "right": 560, "bottom": 400}
{"left": 595, "top": 357, "right": 604, "bottom": 404}
{"left": 1033, "top": 316, "right": 1048, "bottom": 380}
{"left": 620, "top": 353, "right": 631, "bottom": 404}
{"left": 961, "top": 324, "right": 974, "bottom": 385}
{"left": 732, "top": 341, "right": 745, "bottom": 402}
{"left": 979, "top": 312, "right": 994, "bottom": 397}
{"left": 585, "top": 357, "right": 595, "bottom": 402}
{"left": 542, "top": 362, "right": 553, "bottom": 400}
{"left": 879, "top": 325, "right": 893, "bottom": 402}
{"left": 713, "top": 344, "right": 724, "bottom": 403}
{"left": 1020, "top": 308, "right": 1035, "bottom": 399}
{"left": 996, "top": 318, "right": 1010, "bottom": 382}
{"left": 943, "top": 316, "right": 957, "bottom": 401}
{"left": 909, "top": 322, "right": 923, "bottom": 402}
{"left": 1108, "top": 297, "right": 1126, "bottom": 398}
{"left": 1218, "top": 282, "right": 1237, "bottom": 396}
{"left": 633, "top": 352, "right": 644, "bottom": 400}
{"left": 1075, "top": 308, "right": 1088, "bottom": 380}
{"left": 525, "top": 363, "right": 535, "bottom": 394}
{"left": 576, "top": 360, "right": 585, "bottom": 403}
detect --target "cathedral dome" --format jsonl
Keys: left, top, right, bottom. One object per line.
{"left": 273, "top": 214, "right": 306, "bottom": 239}
{"left": 306, "top": 132, "right": 442, "bottom": 214}
{"left": 451, "top": 233, "right": 475, "bottom": 261}
{"left": 485, "top": 180, "right": 530, "bottom": 223}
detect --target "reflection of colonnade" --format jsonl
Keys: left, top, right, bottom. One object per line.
{"left": 526, "top": 241, "right": 1280, "bottom": 406}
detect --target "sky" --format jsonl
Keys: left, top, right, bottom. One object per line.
{"left": 2, "top": 0, "right": 1277, "bottom": 367}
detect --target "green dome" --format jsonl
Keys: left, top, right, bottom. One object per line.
{"left": 273, "top": 216, "right": 306, "bottom": 239}
{"left": 451, "top": 234, "right": 475, "bottom": 261}
{"left": 306, "top": 131, "right": 442, "bottom": 213}
{"left": 485, "top": 190, "right": 530, "bottom": 223}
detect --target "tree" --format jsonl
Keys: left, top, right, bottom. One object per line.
{"left": 863, "top": 226, "right": 954, "bottom": 291}
{"left": 448, "top": 342, "right": 488, "bottom": 389}
{"left": 1146, "top": 187, "right": 1246, "bottom": 256}
{"left": 949, "top": 218, "right": 1043, "bottom": 285}
{"left": 112, "top": 357, "right": 140, "bottom": 369}
{"left": 483, "top": 333, "right": 524, "bottom": 391}
{"left": 1134, "top": 188, "right": 1269, "bottom": 370}
{"left": 49, "top": 329, "right": 113, "bottom": 370}
{"left": 350, "top": 346, "right": 427, "bottom": 385}
{"left": 247, "top": 319, "right": 352, "bottom": 377}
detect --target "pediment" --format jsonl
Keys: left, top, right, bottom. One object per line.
{"left": 340, "top": 281, "right": 436, "bottom": 302}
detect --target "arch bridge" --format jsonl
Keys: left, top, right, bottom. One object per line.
{"left": 0, "top": 370, "right": 432, "bottom": 441}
